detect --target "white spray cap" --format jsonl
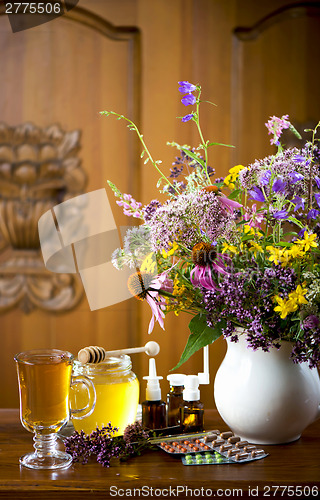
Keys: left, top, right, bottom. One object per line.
{"left": 183, "top": 375, "right": 200, "bottom": 401}
{"left": 167, "top": 373, "right": 186, "bottom": 387}
{"left": 143, "top": 357, "right": 163, "bottom": 401}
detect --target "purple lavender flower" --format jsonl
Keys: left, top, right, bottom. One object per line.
{"left": 307, "top": 209, "right": 320, "bottom": 220}
{"left": 203, "top": 264, "right": 297, "bottom": 353}
{"left": 181, "top": 94, "right": 196, "bottom": 106}
{"left": 273, "top": 209, "right": 289, "bottom": 220}
{"left": 292, "top": 195, "right": 305, "bottom": 212}
{"left": 143, "top": 199, "right": 162, "bottom": 222}
{"left": 289, "top": 172, "right": 304, "bottom": 183}
{"left": 178, "top": 81, "right": 197, "bottom": 94}
{"left": 248, "top": 186, "right": 265, "bottom": 202}
{"left": 272, "top": 178, "right": 286, "bottom": 193}
{"left": 182, "top": 113, "right": 194, "bottom": 122}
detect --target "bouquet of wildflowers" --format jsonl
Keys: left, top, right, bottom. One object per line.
{"left": 101, "top": 82, "right": 320, "bottom": 369}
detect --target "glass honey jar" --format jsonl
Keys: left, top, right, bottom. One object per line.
{"left": 71, "top": 355, "right": 139, "bottom": 435}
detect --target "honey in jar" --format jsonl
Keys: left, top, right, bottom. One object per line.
{"left": 71, "top": 354, "right": 139, "bottom": 435}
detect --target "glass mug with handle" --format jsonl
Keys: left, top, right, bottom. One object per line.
{"left": 14, "top": 349, "right": 96, "bottom": 470}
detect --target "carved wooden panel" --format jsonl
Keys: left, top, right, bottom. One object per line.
{"left": 0, "top": 122, "right": 86, "bottom": 312}
{"left": 0, "top": 3, "right": 142, "bottom": 408}
{"left": 231, "top": 1, "right": 320, "bottom": 166}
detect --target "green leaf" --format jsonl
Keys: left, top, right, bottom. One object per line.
{"left": 180, "top": 148, "right": 206, "bottom": 169}
{"left": 227, "top": 189, "right": 241, "bottom": 200}
{"left": 287, "top": 216, "right": 304, "bottom": 228}
{"left": 207, "top": 142, "right": 235, "bottom": 148}
{"left": 172, "top": 315, "right": 225, "bottom": 370}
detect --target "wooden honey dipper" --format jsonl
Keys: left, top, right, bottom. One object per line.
{"left": 77, "top": 341, "right": 160, "bottom": 365}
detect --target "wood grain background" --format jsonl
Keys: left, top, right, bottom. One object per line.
{"left": 1, "top": 0, "right": 320, "bottom": 410}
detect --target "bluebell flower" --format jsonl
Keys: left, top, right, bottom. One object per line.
{"left": 292, "top": 195, "right": 305, "bottom": 212}
{"left": 273, "top": 209, "right": 288, "bottom": 220}
{"left": 298, "top": 227, "right": 308, "bottom": 237}
{"left": 178, "top": 81, "right": 197, "bottom": 94}
{"left": 293, "top": 154, "right": 306, "bottom": 163}
{"left": 289, "top": 172, "right": 304, "bottom": 183}
{"left": 315, "top": 193, "right": 320, "bottom": 208}
{"left": 272, "top": 178, "right": 286, "bottom": 193}
{"left": 307, "top": 209, "right": 320, "bottom": 220}
{"left": 248, "top": 186, "right": 265, "bottom": 202}
{"left": 260, "top": 170, "right": 271, "bottom": 186}
{"left": 181, "top": 94, "right": 196, "bottom": 106}
{"left": 181, "top": 113, "right": 194, "bottom": 122}
{"left": 315, "top": 176, "right": 320, "bottom": 189}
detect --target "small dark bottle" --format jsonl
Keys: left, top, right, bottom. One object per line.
{"left": 180, "top": 375, "right": 204, "bottom": 433}
{"left": 141, "top": 358, "right": 166, "bottom": 430}
{"left": 166, "top": 374, "right": 185, "bottom": 426}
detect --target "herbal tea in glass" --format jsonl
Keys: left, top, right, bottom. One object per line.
{"left": 15, "top": 349, "right": 96, "bottom": 470}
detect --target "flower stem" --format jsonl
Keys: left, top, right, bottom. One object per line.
{"left": 100, "top": 111, "right": 179, "bottom": 194}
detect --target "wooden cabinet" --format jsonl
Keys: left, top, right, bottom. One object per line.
{"left": 0, "top": 0, "right": 319, "bottom": 409}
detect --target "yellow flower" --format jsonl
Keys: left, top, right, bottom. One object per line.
{"left": 288, "top": 284, "right": 308, "bottom": 305}
{"left": 222, "top": 242, "right": 238, "bottom": 254}
{"left": 266, "top": 246, "right": 282, "bottom": 266}
{"left": 248, "top": 241, "right": 263, "bottom": 257}
{"left": 140, "top": 252, "right": 157, "bottom": 274}
{"left": 223, "top": 165, "right": 244, "bottom": 188}
{"left": 288, "top": 244, "right": 305, "bottom": 259}
{"left": 244, "top": 224, "right": 255, "bottom": 235}
{"left": 279, "top": 249, "right": 291, "bottom": 267}
{"left": 274, "top": 295, "right": 298, "bottom": 319}
{"left": 295, "top": 232, "right": 318, "bottom": 252}
{"left": 162, "top": 241, "right": 178, "bottom": 259}
{"left": 229, "top": 164, "right": 244, "bottom": 175}
{"left": 223, "top": 174, "right": 233, "bottom": 187}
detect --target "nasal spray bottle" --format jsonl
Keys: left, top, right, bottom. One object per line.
{"left": 142, "top": 358, "right": 166, "bottom": 429}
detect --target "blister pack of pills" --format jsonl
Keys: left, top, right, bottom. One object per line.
{"left": 182, "top": 451, "right": 234, "bottom": 465}
{"left": 157, "top": 429, "right": 268, "bottom": 464}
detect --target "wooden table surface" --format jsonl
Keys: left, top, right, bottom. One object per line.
{"left": 0, "top": 409, "right": 319, "bottom": 499}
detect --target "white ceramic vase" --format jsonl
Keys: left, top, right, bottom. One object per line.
{"left": 214, "top": 332, "right": 320, "bottom": 444}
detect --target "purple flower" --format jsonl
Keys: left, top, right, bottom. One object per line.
{"left": 315, "top": 176, "right": 320, "bottom": 189}
{"left": 181, "top": 94, "right": 196, "bottom": 106}
{"left": 243, "top": 204, "right": 265, "bottom": 228}
{"left": 307, "top": 209, "right": 320, "bottom": 220}
{"left": 293, "top": 154, "right": 306, "bottom": 163}
{"left": 248, "top": 186, "right": 265, "bottom": 202}
{"left": 314, "top": 193, "right": 320, "bottom": 208}
{"left": 182, "top": 113, "right": 194, "bottom": 122}
{"left": 217, "top": 194, "right": 242, "bottom": 213}
{"left": 293, "top": 154, "right": 311, "bottom": 166}
{"left": 260, "top": 170, "right": 271, "bottom": 186}
{"left": 272, "top": 178, "right": 286, "bottom": 193}
{"left": 273, "top": 209, "right": 288, "bottom": 220}
{"left": 289, "top": 172, "right": 304, "bottom": 183}
{"left": 265, "top": 114, "right": 291, "bottom": 145}
{"left": 292, "top": 196, "right": 305, "bottom": 212}
{"left": 298, "top": 227, "right": 308, "bottom": 237}
{"left": 303, "top": 315, "right": 320, "bottom": 330}
{"left": 178, "top": 81, "right": 197, "bottom": 94}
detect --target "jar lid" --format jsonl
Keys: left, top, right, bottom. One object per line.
{"left": 73, "top": 354, "right": 132, "bottom": 375}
